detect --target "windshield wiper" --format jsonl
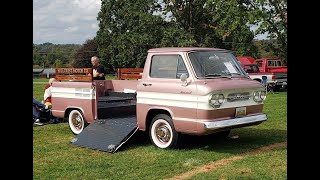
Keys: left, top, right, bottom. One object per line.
{"left": 229, "top": 72, "right": 241, "bottom": 75}
{"left": 205, "top": 73, "right": 231, "bottom": 79}
{"left": 224, "top": 72, "right": 246, "bottom": 78}
{"left": 205, "top": 73, "right": 222, "bottom": 77}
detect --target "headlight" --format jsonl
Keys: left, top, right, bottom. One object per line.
{"left": 218, "top": 94, "right": 225, "bottom": 104}
{"left": 209, "top": 94, "right": 225, "bottom": 107}
{"left": 260, "top": 91, "right": 266, "bottom": 100}
{"left": 253, "top": 91, "right": 267, "bottom": 102}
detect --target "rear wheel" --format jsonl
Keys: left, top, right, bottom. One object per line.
{"left": 68, "top": 109, "right": 88, "bottom": 135}
{"left": 149, "top": 114, "right": 180, "bottom": 149}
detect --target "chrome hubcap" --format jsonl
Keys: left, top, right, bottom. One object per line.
{"left": 73, "top": 114, "right": 82, "bottom": 129}
{"left": 156, "top": 125, "right": 170, "bottom": 143}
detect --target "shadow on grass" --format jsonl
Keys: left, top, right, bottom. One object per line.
{"left": 122, "top": 127, "right": 287, "bottom": 154}
{"left": 122, "top": 131, "right": 151, "bottom": 148}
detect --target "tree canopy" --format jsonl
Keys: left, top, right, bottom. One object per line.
{"left": 33, "top": 0, "right": 287, "bottom": 69}
{"left": 95, "top": 0, "right": 271, "bottom": 68}
{"left": 71, "top": 39, "right": 99, "bottom": 68}
{"left": 33, "top": 43, "right": 81, "bottom": 68}
{"left": 244, "top": 0, "right": 287, "bottom": 64}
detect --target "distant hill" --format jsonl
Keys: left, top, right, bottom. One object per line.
{"left": 33, "top": 42, "right": 81, "bottom": 68}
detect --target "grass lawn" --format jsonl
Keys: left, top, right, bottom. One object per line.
{"left": 33, "top": 82, "right": 287, "bottom": 179}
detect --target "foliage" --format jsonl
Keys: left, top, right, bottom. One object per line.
{"left": 96, "top": 0, "right": 162, "bottom": 70}
{"left": 33, "top": 0, "right": 287, "bottom": 69}
{"left": 245, "top": 0, "right": 287, "bottom": 65}
{"left": 158, "top": 24, "right": 197, "bottom": 47}
{"left": 33, "top": 43, "right": 81, "bottom": 68}
{"left": 253, "top": 39, "right": 278, "bottom": 58}
{"left": 162, "top": 0, "right": 259, "bottom": 57}
{"left": 54, "top": 59, "right": 64, "bottom": 68}
{"left": 71, "top": 39, "right": 99, "bottom": 68}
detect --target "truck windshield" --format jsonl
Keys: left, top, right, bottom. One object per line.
{"left": 188, "top": 51, "right": 246, "bottom": 78}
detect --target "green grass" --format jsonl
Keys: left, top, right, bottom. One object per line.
{"left": 33, "top": 82, "right": 287, "bottom": 179}
{"left": 33, "top": 84, "right": 45, "bottom": 101}
{"left": 33, "top": 78, "right": 49, "bottom": 82}
{"left": 105, "top": 74, "right": 116, "bottom": 80}
{"left": 189, "top": 149, "right": 287, "bottom": 180}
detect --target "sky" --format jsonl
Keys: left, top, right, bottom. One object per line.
{"left": 33, "top": 0, "right": 101, "bottom": 44}
{"left": 33, "top": 0, "right": 267, "bottom": 45}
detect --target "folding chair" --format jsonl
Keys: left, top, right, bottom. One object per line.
{"left": 261, "top": 76, "right": 274, "bottom": 94}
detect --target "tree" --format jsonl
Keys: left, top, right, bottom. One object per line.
{"left": 54, "top": 59, "right": 64, "bottom": 68}
{"left": 71, "top": 39, "right": 98, "bottom": 68}
{"left": 163, "top": 0, "right": 220, "bottom": 47}
{"left": 96, "top": 0, "right": 165, "bottom": 70}
{"left": 245, "top": 0, "right": 287, "bottom": 64}
{"left": 33, "top": 43, "right": 81, "bottom": 67}
{"left": 162, "top": 0, "right": 259, "bottom": 56}
{"left": 159, "top": 24, "right": 197, "bottom": 47}
{"left": 253, "top": 39, "right": 277, "bottom": 58}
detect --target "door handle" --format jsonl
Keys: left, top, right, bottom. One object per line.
{"left": 142, "top": 83, "right": 152, "bottom": 86}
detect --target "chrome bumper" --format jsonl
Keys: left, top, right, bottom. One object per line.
{"left": 204, "top": 114, "right": 267, "bottom": 130}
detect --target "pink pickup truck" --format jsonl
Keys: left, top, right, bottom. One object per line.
{"left": 51, "top": 47, "right": 267, "bottom": 152}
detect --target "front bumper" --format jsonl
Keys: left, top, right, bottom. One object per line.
{"left": 275, "top": 79, "right": 287, "bottom": 86}
{"left": 203, "top": 114, "right": 267, "bottom": 130}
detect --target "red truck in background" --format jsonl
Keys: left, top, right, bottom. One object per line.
{"left": 237, "top": 56, "right": 287, "bottom": 91}
{"left": 255, "top": 58, "right": 287, "bottom": 73}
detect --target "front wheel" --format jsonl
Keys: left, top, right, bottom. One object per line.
{"left": 68, "top": 109, "right": 88, "bottom": 135}
{"left": 149, "top": 114, "right": 180, "bottom": 149}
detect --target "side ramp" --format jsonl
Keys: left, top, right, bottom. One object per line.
{"left": 70, "top": 116, "right": 138, "bottom": 153}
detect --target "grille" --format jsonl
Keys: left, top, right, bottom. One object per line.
{"left": 227, "top": 92, "right": 250, "bottom": 102}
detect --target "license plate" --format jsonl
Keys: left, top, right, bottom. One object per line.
{"left": 235, "top": 107, "right": 246, "bottom": 117}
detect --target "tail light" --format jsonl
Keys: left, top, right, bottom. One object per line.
{"left": 272, "top": 75, "right": 275, "bottom": 80}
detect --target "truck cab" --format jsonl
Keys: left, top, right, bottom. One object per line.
{"left": 255, "top": 58, "right": 287, "bottom": 73}
{"left": 138, "top": 48, "right": 267, "bottom": 148}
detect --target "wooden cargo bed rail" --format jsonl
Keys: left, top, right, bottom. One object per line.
{"left": 116, "top": 68, "right": 143, "bottom": 80}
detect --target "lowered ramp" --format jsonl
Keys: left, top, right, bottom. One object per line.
{"left": 70, "top": 116, "right": 138, "bottom": 153}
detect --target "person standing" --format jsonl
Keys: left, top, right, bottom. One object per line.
{"left": 91, "top": 56, "right": 105, "bottom": 80}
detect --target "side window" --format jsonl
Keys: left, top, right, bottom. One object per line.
{"left": 176, "top": 57, "right": 189, "bottom": 78}
{"left": 252, "top": 65, "right": 259, "bottom": 72}
{"left": 276, "top": 60, "right": 282, "bottom": 66}
{"left": 244, "top": 65, "right": 253, "bottom": 73}
{"left": 256, "top": 61, "right": 262, "bottom": 67}
{"left": 267, "top": 61, "right": 272, "bottom": 66}
{"left": 268, "top": 61, "right": 279, "bottom": 67}
{"left": 150, "top": 55, "right": 188, "bottom": 79}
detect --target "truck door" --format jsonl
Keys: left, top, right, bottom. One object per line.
{"left": 137, "top": 54, "right": 197, "bottom": 133}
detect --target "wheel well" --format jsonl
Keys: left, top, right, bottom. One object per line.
{"left": 145, "top": 109, "right": 171, "bottom": 132}
{"left": 65, "top": 108, "right": 80, "bottom": 118}
{"left": 253, "top": 78, "right": 261, "bottom": 82}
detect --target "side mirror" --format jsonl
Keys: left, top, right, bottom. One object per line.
{"left": 180, "top": 73, "right": 189, "bottom": 86}
{"left": 180, "top": 73, "right": 188, "bottom": 82}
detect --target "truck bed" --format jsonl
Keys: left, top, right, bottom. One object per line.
{"left": 97, "top": 91, "right": 137, "bottom": 119}
{"left": 71, "top": 91, "right": 139, "bottom": 153}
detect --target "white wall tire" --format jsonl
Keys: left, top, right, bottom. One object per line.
{"left": 149, "top": 114, "right": 179, "bottom": 149}
{"left": 68, "top": 110, "right": 87, "bottom": 135}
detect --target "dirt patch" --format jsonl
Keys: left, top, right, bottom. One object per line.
{"left": 166, "top": 141, "right": 287, "bottom": 180}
